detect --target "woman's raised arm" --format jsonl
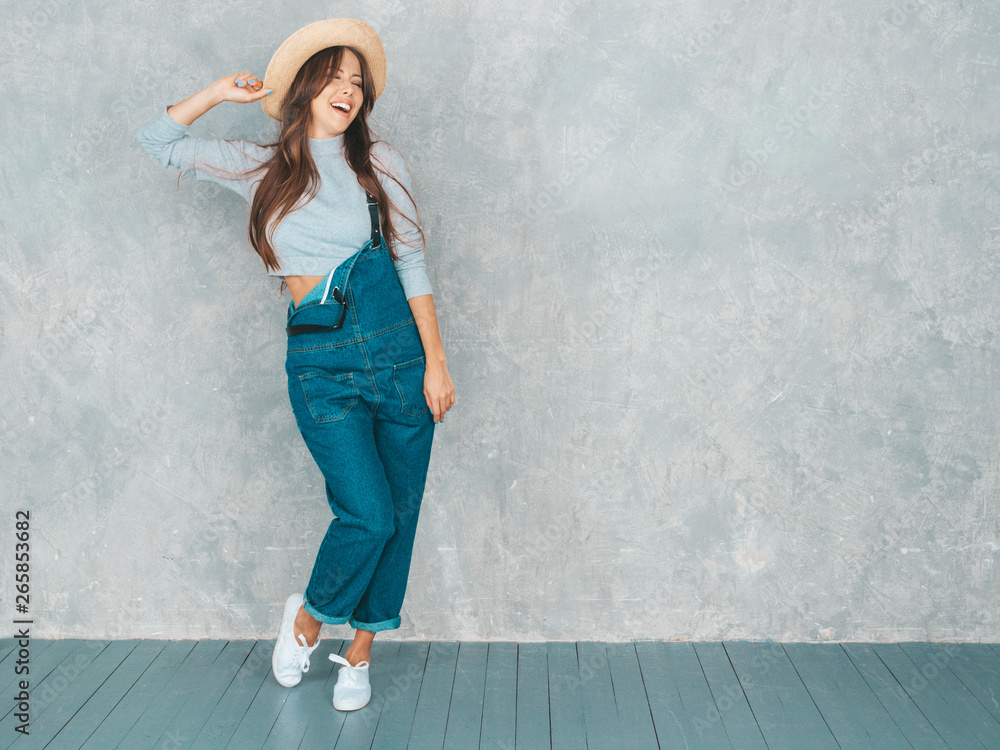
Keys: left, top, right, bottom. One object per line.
{"left": 135, "top": 73, "right": 274, "bottom": 203}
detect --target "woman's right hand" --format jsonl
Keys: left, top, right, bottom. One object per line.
{"left": 210, "top": 72, "right": 272, "bottom": 105}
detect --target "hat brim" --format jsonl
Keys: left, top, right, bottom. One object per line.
{"left": 262, "top": 18, "right": 386, "bottom": 121}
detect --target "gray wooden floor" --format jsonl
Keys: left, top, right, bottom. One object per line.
{"left": 1, "top": 638, "right": 998, "bottom": 749}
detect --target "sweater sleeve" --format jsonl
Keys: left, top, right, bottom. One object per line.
{"left": 372, "top": 141, "right": 434, "bottom": 299}
{"left": 135, "top": 106, "right": 270, "bottom": 204}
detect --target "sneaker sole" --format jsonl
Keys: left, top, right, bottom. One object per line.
{"left": 334, "top": 691, "right": 371, "bottom": 711}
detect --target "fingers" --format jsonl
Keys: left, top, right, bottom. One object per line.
{"left": 233, "top": 72, "right": 258, "bottom": 89}
{"left": 431, "top": 395, "right": 453, "bottom": 423}
{"left": 429, "top": 396, "right": 443, "bottom": 423}
{"left": 233, "top": 72, "right": 273, "bottom": 99}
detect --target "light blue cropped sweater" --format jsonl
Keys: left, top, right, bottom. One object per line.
{"left": 135, "top": 107, "right": 433, "bottom": 300}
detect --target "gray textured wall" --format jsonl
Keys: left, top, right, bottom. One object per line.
{"left": 2, "top": 0, "right": 998, "bottom": 642}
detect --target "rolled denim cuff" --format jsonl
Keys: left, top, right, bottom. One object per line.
{"left": 348, "top": 615, "right": 401, "bottom": 633}
{"left": 302, "top": 596, "right": 350, "bottom": 626}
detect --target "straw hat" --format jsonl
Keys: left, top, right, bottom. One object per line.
{"left": 261, "top": 18, "right": 387, "bottom": 121}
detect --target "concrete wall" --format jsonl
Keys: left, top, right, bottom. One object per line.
{"left": 2, "top": 0, "right": 998, "bottom": 641}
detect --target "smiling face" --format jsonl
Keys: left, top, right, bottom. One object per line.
{"left": 307, "top": 47, "right": 365, "bottom": 139}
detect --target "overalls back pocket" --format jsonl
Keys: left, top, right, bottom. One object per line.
{"left": 298, "top": 370, "right": 359, "bottom": 423}
{"left": 392, "top": 355, "right": 428, "bottom": 417}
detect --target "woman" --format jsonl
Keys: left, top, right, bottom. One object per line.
{"left": 135, "top": 18, "right": 455, "bottom": 712}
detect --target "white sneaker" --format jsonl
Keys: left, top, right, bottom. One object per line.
{"left": 271, "top": 593, "right": 320, "bottom": 688}
{"left": 329, "top": 653, "right": 371, "bottom": 710}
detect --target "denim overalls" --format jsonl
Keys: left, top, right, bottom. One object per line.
{"left": 284, "top": 193, "right": 435, "bottom": 633}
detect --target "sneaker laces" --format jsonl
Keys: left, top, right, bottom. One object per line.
{"left": 292, "top": 633, "right": 315, "bottom": 673}
{"left": 329, "top": 653, "right": 369, "bottom": 688}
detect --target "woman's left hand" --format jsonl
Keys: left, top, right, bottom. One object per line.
{"left": 423, "top": 360, "right": 455, "bottom": 423}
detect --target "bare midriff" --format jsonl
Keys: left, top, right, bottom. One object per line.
{"left": 285, "top": 275, "right": 330, "bottom": 309}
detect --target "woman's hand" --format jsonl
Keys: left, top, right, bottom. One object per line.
{"left": 210, "top": 72, "right": 272, "bottom": 105}
{"left": 168, "top": 73, "right": 273, "bottom": 125}
{"left": 424, "top": 361, "right": 456, "bottom": 424}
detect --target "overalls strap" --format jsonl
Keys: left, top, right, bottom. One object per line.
{"left": 286, "top": 192, "right": 381, "bottom": 337}
{"left": 367, "top": 191, "right": 381, "bottom": 249}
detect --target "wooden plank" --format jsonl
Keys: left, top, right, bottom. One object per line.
{"left": 873, "top": 643, "right": 985, "bottom": 749}
{"left": 147, "top": 640, "right": 256, "bottom": 750}
{"left": 406, "top": 641, "right": 460, "bottom": 750}
{"left": 636, "top": 640, "right": 745, "bottom": 749}
{"left": 332, "top": 639, "right": 403, "bottom": 750}
{"left": 188, "top": 640, "right": 272, "bottom": 749}
{"left": 1, "top": 641, "right": 114, "bottom": 747}
{"left": 0, "top": 640, "right": 73, "bottom": 720}
{"left": 78, "top": 641, "right": 197, "bottom": 750}
{"left": 9, "top": 641, "right": 136, "bottom": 750}
{"left": 370, "top": 642, "right": 430, "bottom": 750}
{"left": 724, "top": 641, "right": 838, "bottom": 750}
{"left": 899, "top": 643, "right": 1000, "bottom": 748}
{"left": 547, "top": 642, "right": 587, "bottom": 750}
{"left": 691, "top": 641, "right": 766, "bottom": 749}
{"left": 577, "top": 641, "right": 622, "bottom": 750}
{"left": 940, "top": 644, "right": 1000, "bottom": 724}
{"left": 841, "top": 643, "right": 949, "bottom": 750}
{"left": 114, "top": 640, "right": 227, "bottom": 750}
{"left": 478, "top": 642, "right": 516, "bottom": 750}
{"left": 607, "top": 642, "right": 659, "bottom": 749}
{"left": 442, "top": 642, "right": 487, "bottom": 750}
{"left": 263, "top": 638, "right": 346, "bottom": 750}
{"left": 515, "top": 642, "right": 551, "bottom": 750}
{"left": 44, "top": 640, "right": 167, "bottom": 750}
{"left": 228, "top": 639, "right": 305, "bottom": 750}
{"left": 783, "top": 643, "right": 910, "bottom": 749}
{"left": 0, "top": 640, "right": 21, "bottom": 695}
{"left": 0, "top": 639, "right": 53, "bottom": 696}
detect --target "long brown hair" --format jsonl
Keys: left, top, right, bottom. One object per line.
{"left": 202, "top": 46, "right": 425, "bottom": 295}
